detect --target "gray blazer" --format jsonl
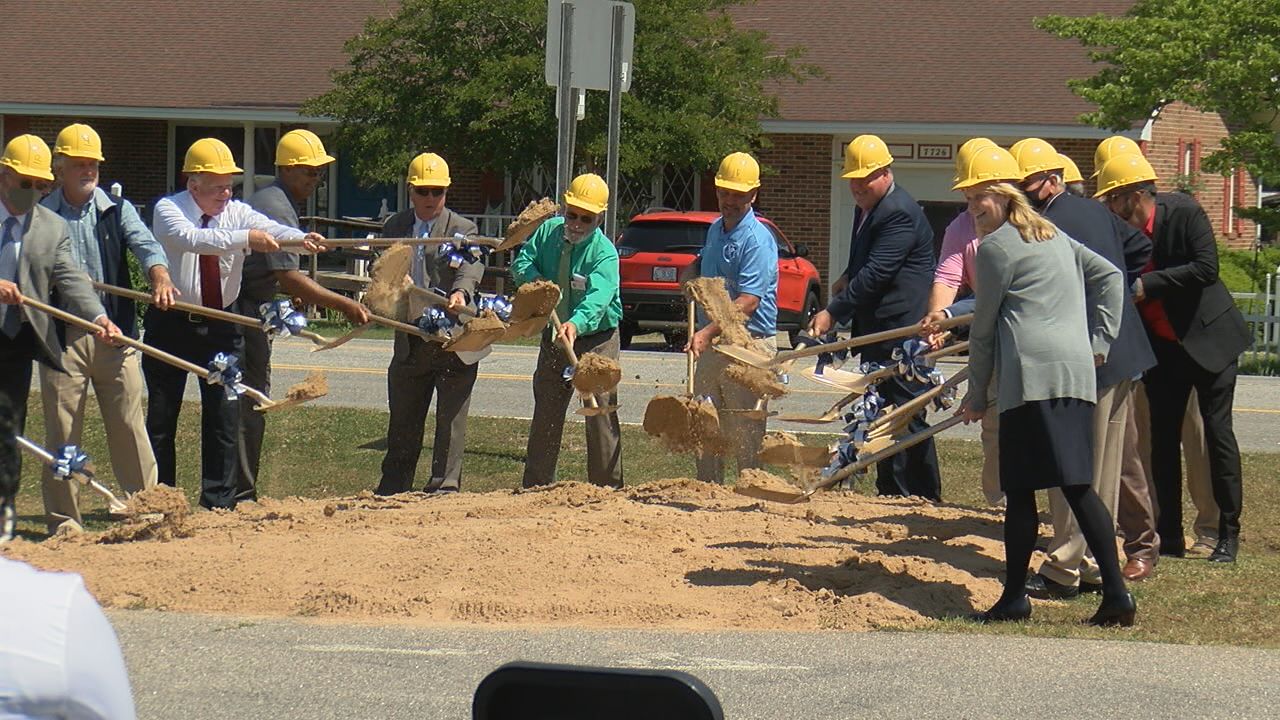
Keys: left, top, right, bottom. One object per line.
{"left": 963, "top": 222, "right": 1123, "bottom": 415}
{"left": 15, "top": 205, "right": 107, "bottom": 370}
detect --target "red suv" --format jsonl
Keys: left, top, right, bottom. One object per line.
{"left": 616, "top": 210, "right": 822, "bottom": 349}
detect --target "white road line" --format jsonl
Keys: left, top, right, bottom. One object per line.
{"left": 298, "top": 644, "right": 483, "bottom": 657}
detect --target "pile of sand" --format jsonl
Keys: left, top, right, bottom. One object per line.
{"left": 93, "top": 485, "right": 193, "bottom": 544}
{"left": 510, "top": 280, "right": 561, "bottom": 323}
{"left": 643, "top": 396, "right": 724, "bottom": 455}
{"left": 726, "top": 363, "right": 788, "bottom": 398}
{"left": 573, "top": 353, "right": 622, "bottom": 395}
{"left": 365, "top": 243, "right": 412, "bottom": 319}
{"left": 3, "top": 481, "right": 1008, "bottom": 631}
{"left": 686, "top": 277, "right": 752, "bottom": 347}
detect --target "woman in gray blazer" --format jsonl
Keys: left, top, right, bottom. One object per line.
{"left": 954, "top": 181, "right": 1136, "bottom": 627}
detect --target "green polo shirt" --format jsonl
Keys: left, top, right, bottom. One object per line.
{"left": 510, "top": 216, "right": 621, "bottom": 335}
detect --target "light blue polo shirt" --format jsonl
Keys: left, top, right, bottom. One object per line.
{"left": 698, "top": 207, "right": 778, "bottom": 337}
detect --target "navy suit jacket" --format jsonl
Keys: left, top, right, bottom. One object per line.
{"left": 1143, "top": 192, "right": 1250, "bottom": 373}
{"left": 1042, "top": 191, "right": 1156, "bottom": 388}
{"left": 828, "top": 184, "right": 935, "bottom": 360}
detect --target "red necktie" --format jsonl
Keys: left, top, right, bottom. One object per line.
{"left": 197, "top": 214, "right": 223, "bottom": 309}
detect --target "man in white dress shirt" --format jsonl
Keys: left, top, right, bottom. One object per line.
{"left": 145, "top": 138, "right": 322, "bottom": 509}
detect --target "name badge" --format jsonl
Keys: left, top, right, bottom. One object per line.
{"left": 571, "top": 273, "right": 587, "bottom": 291}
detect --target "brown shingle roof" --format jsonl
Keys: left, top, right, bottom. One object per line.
{"left": 2, "top": 1, "right": 1129, "bottom": 127}
{"left": 1, "top": 1, "right": 396, "bottom": 113}
{"left": 731, "top": 0, "right": 1133, "bottom": 126}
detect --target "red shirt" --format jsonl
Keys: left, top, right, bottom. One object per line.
{"left": 1136, "top": 211, "right": 1178, "bottom": 342}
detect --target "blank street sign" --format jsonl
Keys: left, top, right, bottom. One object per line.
{"left": 545, "top": 0, "right": 635, "bottom": 92}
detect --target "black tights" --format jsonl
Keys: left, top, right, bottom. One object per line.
{"left": 1001, "top": 486, "right": 1127, "bottom": 602}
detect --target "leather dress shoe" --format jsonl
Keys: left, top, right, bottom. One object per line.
{"left": 1208, "top": 536, "right": 1238, "bottom": 563}
{"left": 1078, "top": 580, "right": 1103, "bottom": 595}
{"left": 1086, "top": 592, "right": 1137, "bottom": 627}
{"left": 1025, "top": 572, "right": 1079, "bottom": 600}
{"left": 970, "top": 594, "right": 1032, "bottom": 623}
{"left": 1122, "top": 557, "right": 1155, "bottom": 581}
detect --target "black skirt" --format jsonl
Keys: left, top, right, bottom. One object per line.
{"left": 998, "top": 397, "right": 1095, "bottom": 492}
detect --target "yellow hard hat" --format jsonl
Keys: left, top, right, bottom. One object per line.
{"left": 564, "top": 173, "right": 609, "bottom": 214}
{"left": 1059, "top": 154, "right": 1084, "bottom": 184}
{"left": 183, "top": 138, "right": 243, "bottom": 174}
{"left": 54, "top": 123, "right": 105, "bottom": 161}
{"left": 954, "top": 138, "right": 997, "bottom": 183}
{"left": 276, "top": 129, "right": 335, "bottom": 167}
{"left": 1009, "top": 138, "right": 1065, "bottom": 179}
{"left": 952, "top": 146, "right": 1022, "bottom": 190}
{"left": 1092, "top": 136, "right": 1142, "bottom": 178}
{"left": 714, "top": 152, "right": 761, "bottom": 192}
{"left": 407, "top": 152, "right": 451, "bottom": 187}
{"left": 0, "top": 134, "right": 55, "bottom": 181}
{"left": 841, "top": 134, "right": 893, "bottom": 179}
{"left": 1092, "top": 152, "right": 1157, "bottom": 198}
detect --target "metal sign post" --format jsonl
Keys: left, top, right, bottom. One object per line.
{"left": 603, "top": 3, "right": 626, "bottom": 240}
{"left": 554, "top": 2, "right": 576, "bottom": 201}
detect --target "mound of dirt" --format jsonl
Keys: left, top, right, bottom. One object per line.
{"left": 642, "top": 395, "right": 724, "bottom": 455}
{"left": 94, "top": 485, "right": 192, "bottom": 544}
{"left": 686, "top": 277, "right": 752, "bottom": 347}
{"left": 510, "top": 280, "right": 561, "bottom": 323}
{"left": 366, "top": 243, "right": 412, "bottom": 319}
{"left": 3, "top": 480, "right": 1010, "bottom": 631}
{"left": 285, "top": 370, "right": 328, "bottom": 402}
{"left": 726, "top": 363, "right": 788, "bottom": 398}
{"left": 573, "top": 353, "right": 622, "bottom": 395}
{"left": 759, "top": 432, "right": 831, "bottom": 467}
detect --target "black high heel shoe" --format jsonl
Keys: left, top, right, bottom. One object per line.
{"left": 1086, "top": 592, "right": 1137, "bottom": 627}
{"left": 969, "top": 594, "right": 1032, "bottom": 623}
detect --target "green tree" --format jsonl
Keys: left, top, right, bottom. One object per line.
{"left": 1037, "top": 0, "right": 1280, "bottom": 227}
{"left": 304, "top": 0, "right": 817, "bottom": 187}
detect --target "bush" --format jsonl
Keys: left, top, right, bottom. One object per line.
{"left": 1218, "top": 244, "right": 1280, "bottom": 293}
{"left": 1239, "top": 351, "right": 1280, "bottom": 377}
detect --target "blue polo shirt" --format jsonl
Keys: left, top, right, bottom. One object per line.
{"left": 698, "top": 207, "right": 778, "bottom": 337}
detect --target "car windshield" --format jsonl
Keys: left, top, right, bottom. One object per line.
{"left": 618, "top": 221, "right": 707, "bottom": 253}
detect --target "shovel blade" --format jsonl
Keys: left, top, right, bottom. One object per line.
{"left": 713, "top": 344, "right": 773, "bottom": 368}
{"left": 502, "top": 315, "right": 550, "bottom": 340}
{"left": 443, "top": 326, "right": 506, "bottom": 353}
{"left": 732, "top": 484, "right": 811, "bottom": 504}
{"left": 311, "top": 323, "right": 372, "bottom": 352}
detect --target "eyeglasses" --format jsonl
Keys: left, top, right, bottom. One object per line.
{"left": 413, "top": 186, "right": 445, "bottom": 198}
{"left": 18, "top": 178, "right": 51, "bottom": 193}
{"left": 565, "top": 210, "right": 597, "bottom": 224}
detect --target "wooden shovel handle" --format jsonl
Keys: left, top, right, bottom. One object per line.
{"left": 407, "top": 285, "right": 477, "bottom": 320}
{"left": 21, "top": 296, "right": 209, "bottom": 378}
{"left": 92, "top": 282, "right": 260, "bottom": 330}
{"left": 810, "top": 414, "right": 968, "bottom": 494}
{"left": 686, "top": 299, "right": 696, "bottom": 396}
{"left": 774, "top": 314, "right": 973, "bottom": 366}
{"left": 868, "top": 367, "right": 970, "bottom": 433}
{"left": 275, "top": 235, "right": 503, "bottom": 250}
{"left": 548, "top": 310, "right": 580, "bottom": 367}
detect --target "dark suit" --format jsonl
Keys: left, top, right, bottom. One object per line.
{"left": 376, "top": 207, "right": 482, "bottom": 494}
{"left": 1140, "top": 192, "right": 1249, "bottom": 548}
{"left": 0, "top": 205, "right": 106, "bottom": 480}
{"left": 828, "top": 184, "right": 939, "bottom": 499}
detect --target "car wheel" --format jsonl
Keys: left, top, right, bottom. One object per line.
{"left": 619, "top": 323, "right": 635, "bottom": 350}
{"left": 788, "top": 290, "right": 821, "bottom": 347}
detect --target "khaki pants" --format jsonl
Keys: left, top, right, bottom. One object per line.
{"left": 695, "top": 336, "right": 777, "bottom": 484}
{"left": 39, "top": 327, "right": 157, "bottom": 532}
{"left": 1041, "top": 378, "right": 1130, "bottom": 586}
{"left": 1132, "top": 382, "right": 1217, "bottom": 544}
{"left": 1117, "top": 382, "right": 1159, "bottom": 561}
{"left": 522, "top": 328, "right": 622, "bottom": 488}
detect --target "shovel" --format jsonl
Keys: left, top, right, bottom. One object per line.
{"left": 865, "top": 367, "right": 970, "bottom": 440}
{"left": 21, "top": 296, "right": 319, "bottom": 412}
{"left": 549, "top": 310, "right": 618, "bottom": 416}
{"left": 91, "top": 282, "right": 334, "bottom": 348}
{"left": 716, "top": 314, "right": 973, "bottom": 370}
{"left": 502, "top": 281, "right": 562, "bottom": 340}
{"left": 406, "top": 286, "right": 507, "bottom": 354}
{"left": 736, "top": 413, "right": 969, "bottom": 504}
{"left": 15, "top": 436, "right": 127, "bottom": 516}
{"left": 643, "top": 299, "right": 722, "bottom": 445}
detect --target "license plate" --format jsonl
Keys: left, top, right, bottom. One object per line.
{"left": 652, "top": 267, "right": 677, "bottom": 281}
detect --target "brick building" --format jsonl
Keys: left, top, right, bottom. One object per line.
{"left": 0, "top": 1, "right": 1258, "bottom": 293}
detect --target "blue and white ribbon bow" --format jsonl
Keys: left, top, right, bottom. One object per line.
{"left": 52, "top": 444, "right": 91, "bottom": 480}
{"left": 417, "top": 306, "right": 458, "bottom": 335}
{"left": 438, "top": 234, "right": 492, "bottom": 269}
{"left": 823, "top": 385, "right": 885, "bottom": 479}
{"left": 813, "top": 332, "right": 849, "bottom": 375}
{"left": 259, "top": 299, "right": 308, "bottom": 338}
{"left": 476, "top": 294, "right": 513, "bottom": 322}
{"left": 893, "top": 338, "right": 945, "bottom": 386}
{"left": 206, "top": 353, "right": 245, "bottom": 400}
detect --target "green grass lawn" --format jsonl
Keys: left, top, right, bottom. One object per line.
{"left": 9, "top": 397, "right": 1278, "bottom": 647}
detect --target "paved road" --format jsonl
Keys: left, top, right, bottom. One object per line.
{"left": 239, "top": 337, "right": 1280, "bottom": 451}
{"left": 114, "top": 610, "right": 1280, "bottom": 720}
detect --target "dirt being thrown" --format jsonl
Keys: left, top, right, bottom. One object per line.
{"left": 686, "top": 277, "right": 752, "bottom": 348}
{"left": 510, "top": 280, "right": 561, "bottom": 323}
{"left": 285, "top": 370, "right": 328, "bottom": 401}
{"left": 573, "top": 353, "right": 622, "bottom": 395}
{"left": 643, "top": 395, "right": 723, "bottom": 455}
{"left": 365, "top": 243, "right": 412, "bottom": 319}
{"left": 726, "top": 363, "right": 787, "bottom": 398}
{"left": 506, "top": 198, "right": 559, "bottom": 247}
{"left": 759, "top": 432, "right": 832, "bottom": 467}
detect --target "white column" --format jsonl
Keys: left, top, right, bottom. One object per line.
{"left": 242, "top": 121, "right": 256, "bottom": 198}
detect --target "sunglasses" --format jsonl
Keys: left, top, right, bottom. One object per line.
{"left": 565, "top": 210, "right": 597, "bottom": 224}
{"left": 18, "top": 178, "right": 51, "bottom": 193}
{"left": 413, "top": 186, "right": 445, "bottom": 198}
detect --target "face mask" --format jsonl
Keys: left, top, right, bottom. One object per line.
{"left": 5, "top": 186, "right": 38, "bottom": 214}
{"left": 1021, "top": 185, "right": 1047, "bottom": 211}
